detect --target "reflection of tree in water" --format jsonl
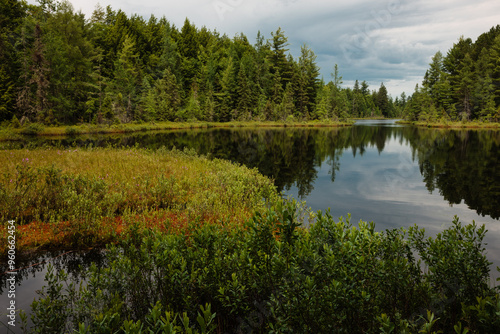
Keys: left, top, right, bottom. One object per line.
{"left": 11, "top": 125, "right": 500, "bottom": 218}
{"left": 0, "top": 249, "right": 106, "bottom": 294}
{"left": 411, "top": 129, "right": 500, "bottom": 219}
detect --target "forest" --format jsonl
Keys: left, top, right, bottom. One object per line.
{"left": 0, "top": 0, "right": 403, "bottom": 126}
{"left": 405, "top": 25, "right": 500, "bottom": 122}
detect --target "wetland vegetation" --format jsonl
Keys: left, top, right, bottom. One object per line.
{"left": 2, "top": 124, "right": 500, "bottom": 333}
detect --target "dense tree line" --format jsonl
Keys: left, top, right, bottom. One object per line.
{"left": 405, "top": 25, "right": 500, "bottom": 122}
{"left": 0, "top": 0, "right": 403, "bottom": 125}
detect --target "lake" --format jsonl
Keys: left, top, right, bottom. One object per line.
{"left": 2, "top": 119, "right": 500, "bottom": 330}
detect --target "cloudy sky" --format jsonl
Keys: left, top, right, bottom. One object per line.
{"left": 64, "top": 0, "right": 500, "bottom": 97}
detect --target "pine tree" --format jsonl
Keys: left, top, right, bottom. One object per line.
{"left": 474, "top": 47, "right": 495, "bottom": 120}
{"left": 351, "top": 80, "right": 362, "bottom": 117}
{"left": 158, "top": 23, "right": 181, "bottom": 78}
{"left": 456, "top": 53, "right": 474, "bottom": 120}
{"left": 444, "top": 37, "right": 473, "bottom": 115}
{"left": 43, "top": 1, "right": 93, "bottom": 123}
{"left": 490, "top": 35, "right": 500, "bottom": 107}
{"left": 178, "top": 18, "right": 199, "bottom": 96}
{"left": 0, "top": 0, "right": 25, "bottom": 121}
{"left": 280, "top": 82, "right": 294, "bottom": 121}
{"left": 0, "top": 66, "right": 16, "bottom": 121}
{"left": 185, "top": 85, "right": 201, "bottom": 121}
{"left": 30, "top": 23, "right": 50, "bottom": 123}
{"left": 217, "top": 56, "right": 235, "bottom": 122}
{"left": 236, "top": 62, "right": 253, "bottom": 119}
{"left": 376, "top": 83, "right": 389, "bottom": 117}
{"left": 140, "top": 68, "right": 180, "bottom": 121}
{"left": 298, "top": 45, "right": 319, "bottom": 117}
{"left": 269, "top": 28, "right": 292, "bottom": 89}
{"left": 314, "top": 86, "right": 330, "bottom": 120}
{"left": 109, "top": 35, "right": 141, "bottom": 122}
{"left": 88, "top": 50, "right": 106, "bottom": 123}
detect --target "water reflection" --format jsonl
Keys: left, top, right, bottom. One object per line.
{"left": 3, "top": 122, "right": 500, "bottom": 221}
{"left": 0, "top": 249, "right": 106, "bottom": 330}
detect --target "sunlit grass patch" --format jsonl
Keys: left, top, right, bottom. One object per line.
{"left": 0, "top": 120, "right": 353, "bottom": 141}
{"left": 397, "top": 119, "right": 500, "bottom": 129}
{"left": 0, "top": 147, "right": 279, "bottom": 254}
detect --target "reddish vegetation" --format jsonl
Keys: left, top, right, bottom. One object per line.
{"left": 1, "top": 209, "right": 254, "bottom": 256}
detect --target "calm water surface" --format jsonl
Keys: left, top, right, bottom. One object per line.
{"left": 2, "top": 120, "right": 500, "bottom": 330}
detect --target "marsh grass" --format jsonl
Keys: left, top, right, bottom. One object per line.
{"left": 0, "top": 120, "right": 353, "bottom": 141}
{"left": 397, "top": 119, "right": 500, "bottom": 129}
{"left": 0, "top": 147, "right": 279, "bottom": 254}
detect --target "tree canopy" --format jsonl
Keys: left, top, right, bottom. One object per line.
{"left": 0, "top": 0, "right": 404, "bottom": 124}
{"left": 405, "top": 25, "right": 500, "bottom": 122}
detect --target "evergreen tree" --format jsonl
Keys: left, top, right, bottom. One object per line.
{"left": 280, "top": 82, "right": 294, "bottom": 121}
{"left": 29, "top": 23, "right": 50, "bottom": 122}
{"left": 490, "top": 35, "right": 500, "bottom": 107}
{"left": 0, "top": 0, "right": 25, "bottom": 121}
{"left": 43, "top": 0, "right": 93, "bottom": 123}
{"left": 361, "top": 80, "right": 370, "bottom": 96}
{"left": 178, "top": 18, "right": 199, "bottom": 96}
{"left": 236, "top": 58, "right": 253, "bottom": 119}
{"left": 140, "top": 68, "right": 180, "bottom": 121}
{"left": 158, "top": 22, "right": 182, "bottom": 81}
{"left": 298, "top": 45, "right": 320, "bottom": 116}
{"left": 376, "top": 83, "right": 389, "bottom": 117}
{"left": 456, "top": 53, "right": 474, "bottom": 120}
{"left": 218, "top": 56, "right": 235, "bottom": 121}
{"left": 313, "top": 84, "right": 330, "bottom": 120}
{"left": 269, "top": 28, "right": 292, "bottom": 89}
{"left": 108, "top": 35, "right": 141, "bottom": 122}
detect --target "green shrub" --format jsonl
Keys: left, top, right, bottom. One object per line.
{"left": 27, "top": 204, "right": 500, "bottom": 333}
{"left": 11, "top": 115, "right": 20, "bottom": 128}
{"left": 65, "top": 126, "right": 80, "bottom": 136}
{"left": 20, "top": 122, "right": 44, "bottom": 135}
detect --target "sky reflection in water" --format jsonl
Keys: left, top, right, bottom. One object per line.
{"left": 285, "top": 120, "right": 500, "bottom": 279}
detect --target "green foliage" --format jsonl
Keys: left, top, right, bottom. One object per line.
{"left": 11, "top": 114, "right": 20, "bottom": 128}
{"left": 406, "top": 25, "right": 500, "bottom": 122}
{"left": 0, "top": 0, "right": 401, "bottom": 125}
{"left": 0, "top": 147, "right": 279, "bottom": 229}
{"left": 26, "top": 202, "right": 500, "bottom": 333}
{"left": 20, "top": 122, "right": 45, "bottom": 135}
{"left": 65, "top": 126, "right": 80, "bottom": 136}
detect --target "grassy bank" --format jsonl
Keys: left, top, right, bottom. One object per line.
{"left": 0, "top": 147, "right": 280, "bottom": 255}
{"left": 397, "top": 119, "right": 500, "bottom": 129}
{"left": 0, "top": 120, "right": 353, "bottom": 141}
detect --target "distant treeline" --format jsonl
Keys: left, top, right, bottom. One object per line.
{"left": 0, "top": 0, "right": 404, "bottom": 125}
{"left": 406, "top": 25, "right": 500, "bottom": 122}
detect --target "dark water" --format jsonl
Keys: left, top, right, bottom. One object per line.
{"left": 0, "top": 249, "right": 106, "bottom": 332}
{"left": 2, "top": 120, "right": 500, "bottom": 331}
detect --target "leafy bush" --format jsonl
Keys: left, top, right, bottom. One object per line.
{"left": 11, "top": 115, "right": 21, "bottom": 128}
{"left": 20, "top": 122, "right": 44, "bottom": 135}
{"left": 65, "top": 126, "right": 81, "bottom": 136}
{"left": 27, "top": 203, "right": 500, "bottom": 333}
